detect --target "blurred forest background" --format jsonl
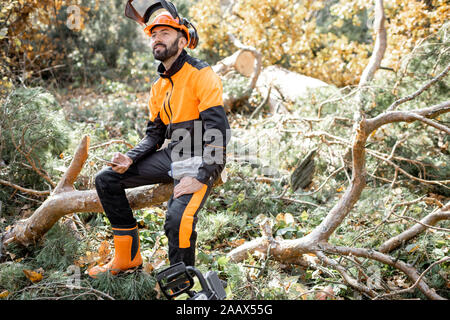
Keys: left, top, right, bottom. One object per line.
{"left": 0, "top": 0, "right": 449, "bottom": 300}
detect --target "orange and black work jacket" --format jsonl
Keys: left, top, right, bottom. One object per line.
{"left": 126, "top": 50, "right": 230, "bottom": 186}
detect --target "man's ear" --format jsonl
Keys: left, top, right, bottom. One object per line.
{"left": 179, "top": 36, "right": 188, "bottom": 49}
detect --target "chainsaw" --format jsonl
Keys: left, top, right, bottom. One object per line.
{"left": 156, "top": 262, "right": 227, "bottom": 300}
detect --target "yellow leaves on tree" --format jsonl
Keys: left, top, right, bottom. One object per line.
{"left": 383, "top": 0, "right": 450, "bottom": 71}
{"left": 190, "top": 0, "right": 449, "bottom": 87}
{"left": 0, "top": 0, "right": 89, "bottom": 87}
{"left": 191, "top": 0, "right": 370, "bottom": 87}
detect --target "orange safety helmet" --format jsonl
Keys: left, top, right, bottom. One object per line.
{"left": 144, "top": 12, "right": 190, "bottom": 46}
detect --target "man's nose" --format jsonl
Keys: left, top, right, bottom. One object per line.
{"left": 151, "top": 32, "right": 164, "bottom": 43}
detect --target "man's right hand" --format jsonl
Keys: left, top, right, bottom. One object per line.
{"left": 109, "top": 152, "right": 133, "bottom": 174}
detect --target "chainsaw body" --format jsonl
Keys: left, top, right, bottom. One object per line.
{"left": 156, "top": 262, "right": 227, "bottom": 300}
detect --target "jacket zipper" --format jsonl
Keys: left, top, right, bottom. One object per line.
{"left": 162, "top": 77, "right": 175, "bottom": 139}
{"left": 163, "top": 92, "right": 171, "bottom": 123}
{"left": 167, "top": 77, "right": 174, "bottom": 122}
{"left": 162, "top": 77, "right": 174, "bottom": 124}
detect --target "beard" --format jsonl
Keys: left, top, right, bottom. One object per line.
{"left": 152, "top": 36, "right": 181, "bottom": 62}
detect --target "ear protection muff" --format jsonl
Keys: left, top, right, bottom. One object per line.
{"left": 125, "top": 0, "right": 199, "bottom": 49}
{"left": 183, "top": 19, "right": 199, "bottom": 50}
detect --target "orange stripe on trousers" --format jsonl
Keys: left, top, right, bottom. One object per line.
{"left": 179, "top": 184, "right": 208, "bottom": 249}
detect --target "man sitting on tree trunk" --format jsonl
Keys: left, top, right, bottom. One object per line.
{"left": 88, "top": 11, "right": 230, "bottom": 278}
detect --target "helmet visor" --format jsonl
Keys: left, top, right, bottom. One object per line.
{"left": 145, "top": 8, "right": 168, "bottom": 26}
{"left": 125, "top": 0, "right": 180, "bottom": 25}
{"left": 125, "top": 0, "right": 151, "bottom": 25}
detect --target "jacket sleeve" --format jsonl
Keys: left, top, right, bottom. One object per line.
{"left": 194, "top": 67, "right": 231, "bottom": 186}
{"left": 125, "top": 85, "right": 167, "bottom": 163}
{"left": 125, "top": 113, "right": 166, "bottom": 163}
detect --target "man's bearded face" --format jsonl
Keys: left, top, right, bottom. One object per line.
{"left": 151, "top": 27, "right": 183, "bottom": 62}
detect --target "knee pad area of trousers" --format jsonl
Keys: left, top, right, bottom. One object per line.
{"left": 95, "top": 169, "right": 123, "bottom": 194}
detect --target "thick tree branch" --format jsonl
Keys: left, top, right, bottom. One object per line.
{"left": 386, "top": 64, "right": 450, "bottom": 111}
{"left": 3, "top": 184, "right": 173, "bottom": 246}
{"left": 317, "top": 243, "right": 445, "bottom": 300}
{"left": 1, "top": 135, "right": 173, "bottom": 247}
{"left": 358, "top": 0, "right": 387, "bottom": 87}
{"left": 53, "top": 135, "right": 90, "bottom": 195}
{"left": 228, "top": 100, "right": 450, "bottom": 299}
{"left": 374, "top": 257, "right": 449, "bottom": 299}
{"left": 406, "top": 113, "right": 450, "bottom": 135}
{"left": 2, "top": 135, "right": 224, "bottom": 247}
{"left": 379, "top": 202, "right": 450, "bottom": 253}
{"left": 366, "top": 100, "right": 450, "bottom": 134}
{"left": 0, "top": 179, "right": 50, "bottom": 196}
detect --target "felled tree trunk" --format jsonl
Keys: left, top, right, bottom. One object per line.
{"left": 2, "top": 136, "right": 169, "bottom": 246}
{"left": 213, "top": 34, "right": 262, "bottom": 111}
{"left": 213, "top": 34, "right": 329, "bottom": 113}
{"left": 255, "top": 65, "right": 329, "bottom": 113}
{"left": 3, "top": 135, "right": 225, "bottom": 247}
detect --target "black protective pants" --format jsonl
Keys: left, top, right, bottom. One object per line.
{"left": 94, "top": 148, "right": 212, "bottom": 266}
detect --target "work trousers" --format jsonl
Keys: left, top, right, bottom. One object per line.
{"left": 94, "top": 148, "right": 212, "bottom": 266}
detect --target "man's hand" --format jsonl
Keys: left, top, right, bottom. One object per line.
{"left": 109, "top": 152, "right": 133, "bottom": 174}
{"left": 173, "top": 176, "right": 204, "bottom": 199}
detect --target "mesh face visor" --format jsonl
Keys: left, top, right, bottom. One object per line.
{"left": 125, "top": 0, "right": 198, "bottom": 49}
{"left": 125, "top": 0, "right": 149, "bottom": 25}
{"left": 125, "top": 0, "right": 179, "bottom": 26}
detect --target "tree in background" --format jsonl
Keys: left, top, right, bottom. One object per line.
{"left": 190, "top": 0, "right": 449, "bottom": 87}
{"left": 0, "top": 0, "right": 146, "bottom": 89}
{"left": 0, "top": 0, "right": 88, "bottom": 88}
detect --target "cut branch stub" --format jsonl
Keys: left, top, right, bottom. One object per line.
{"left": 53, "top": 135, "right": 90, "bottom": 194}
{"left": 290, "top": 148, "right": 317, "bottom": 192}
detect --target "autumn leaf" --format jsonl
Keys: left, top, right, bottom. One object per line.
{"left": 276, "top": 213, "right": 285, "bottom": 222}
{"left": 143, "top": 262, "right": 154, "bottom": 274}
{"left": 229, "top": 238, "right": 246, "bottom": 248}
{"left": 97, "top": 240, "right": 111, "bottom": 264}
{"left": 406, "top": 243, "right": 420, "bottom": 253}
{"left": 0, "top": 290, "right": 10, "bottom": 299}
{"left": 23, "top": 269, "right": 43, "bottom": 283}
{"left": 300, "top": 211, "right": 309, "bottom": 221}
{"left": 315, "top": 285, "right": 335, "bottom": 300}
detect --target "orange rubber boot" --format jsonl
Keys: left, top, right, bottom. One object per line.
{"left": 88, "top": 225, "right": 143, "bottom": 278}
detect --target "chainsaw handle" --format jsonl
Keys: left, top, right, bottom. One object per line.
{"left": 186, "top": 266, "right": 210, "bottom": 293}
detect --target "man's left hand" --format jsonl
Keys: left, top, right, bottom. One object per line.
{"left": 173, "top": 176, "right": 204, "bottom": 199}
